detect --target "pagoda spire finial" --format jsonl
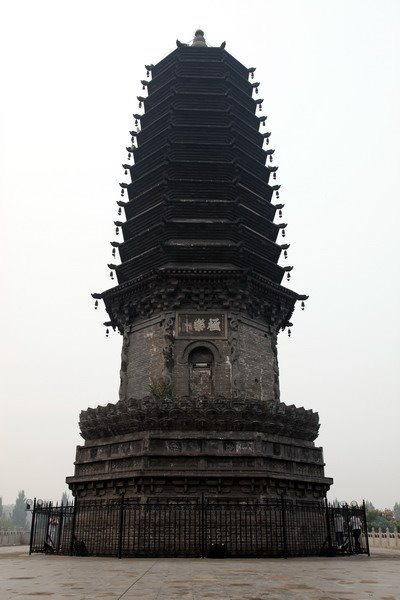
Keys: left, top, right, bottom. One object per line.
{"left": 192, "top": 29, "right": 207, "bottom": 47}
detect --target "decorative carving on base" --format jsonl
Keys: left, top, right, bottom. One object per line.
{"left": 79, "top": 395, "right": 320, "bottom": 442}
{"left": 68, "top": 472, "right": 331, "bottom": 502}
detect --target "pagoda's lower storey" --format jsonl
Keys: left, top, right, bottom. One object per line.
{"left": 65, "top": 300, "right": 333, "bottom": 557}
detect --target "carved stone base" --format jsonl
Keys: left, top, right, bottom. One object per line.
{"left": 66, "top": 429, "right": 332, "bottom": 502}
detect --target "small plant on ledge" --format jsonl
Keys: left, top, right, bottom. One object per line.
{"left": 149, "top": 375, "right": 173, "bottom": 400}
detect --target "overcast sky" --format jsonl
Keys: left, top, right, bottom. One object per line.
{"left": 0, "top": 0, "right": 399, "bottom": 508}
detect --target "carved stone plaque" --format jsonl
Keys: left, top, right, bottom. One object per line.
{"left": 176, "top": 312, "right": 227, "bottom": 339}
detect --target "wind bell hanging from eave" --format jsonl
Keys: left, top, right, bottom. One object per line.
{"left": 132, "top": 113, "right": 142, "bottom": 127}
{"left": 267, "top": 164, "right": 278, "bottom": 179}
{"left": 108, "top": 263, "right": 117, "bottom": 281}
{"left": 104, "top": 321, "right": 112, "bottom": 337}
{"left": 255, "top": 98, "right": 264, "bottom": 112}
{"left": 137, "top": 96, "right": 146, "bottom": 109}
{"left": 114, "top": 219, "right": 123, "bottom": 236}
{"left": 111, "top": 241, "right": 120, "bottom": 259}
{"left": 265, "top": 148, "right": 275, "bottom": 163}
{"left": 92, "top": 292, "right": 102, "bottom": 311}
{"left": 275, "top": 203, "right": 284, "bottom": 219}
{"left": 145, "top": 64, "right": 154, "bottom": 78}
{"left": 279, "top": 222, "right": 287, "bottom": 238}
{"left": 271, "top": 184, "right": 281, "bottom": 199}
{"left": 284, "top": 266, "right": 293, "bottom": 282}
{"left": 281, "top": 243, "right": 289, "bottom": 260}
{"left": 298, "top": 295, "right": 308, "bottom": 312}
{"left": 263, "top": 132, "right": 272, "bottom": 147}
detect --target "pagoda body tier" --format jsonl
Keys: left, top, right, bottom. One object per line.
{"left": 67, "top": 41, "right": 332, "bottom": 503}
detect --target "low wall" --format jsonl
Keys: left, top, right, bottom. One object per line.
{"left": 368, "top": 528, "right": 400, "bottom": 549}
{"left": 0, "top": 529, "right": 30, "bottom": 547}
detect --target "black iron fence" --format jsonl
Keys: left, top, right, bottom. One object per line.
{"left": 28, "top": 497, "right": 369, "bottom": 559}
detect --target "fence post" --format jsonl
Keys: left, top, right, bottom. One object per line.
{"left": 56, "top": 503, "right": 64, "bottom": 554}
{"left": 344, "top": 504, "right": 352, "bottom": 553}
{"left": 28, "top": 498, "right": 37, "bottom": 555}
{"left": 69, "top": 497, "right": 78, "bottom": 556}
{"left": 324, "top": 498, "right": 333, "bottom": 555}
{"left": 45, "top": 502, "right": 53, "bottom": 550}
{"left": 201, "top": 492, "right": 205, "bottom": 559}
{"left": 281, "top": 496, "right": 288, "bottom": 559}
{"left": 362, "top": 500, "right": 370, "bottom": 556}
{"left": 118, "top": 493, "right": 125, "bottom": 559}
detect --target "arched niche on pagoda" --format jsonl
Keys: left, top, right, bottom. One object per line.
{"left": 188, "top": 346, "right": 215, "bottom": 397}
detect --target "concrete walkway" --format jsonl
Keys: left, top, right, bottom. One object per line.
{"left": 0, "top": 546, "right": 399, "bottom": 600}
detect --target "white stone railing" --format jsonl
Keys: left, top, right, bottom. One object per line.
{"left": 0, "top": 529, "right": 30, "bottom": 547}
{"left": 368, "top": 528, "right": 400, "bottom": 549}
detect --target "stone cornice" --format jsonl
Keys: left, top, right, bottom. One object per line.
{"left": 95, "top": 267, "right": 302, "bottom": 332}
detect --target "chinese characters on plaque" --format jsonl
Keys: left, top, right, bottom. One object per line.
{"left": 176, "top": 313, "right": 227, "bottom": 338}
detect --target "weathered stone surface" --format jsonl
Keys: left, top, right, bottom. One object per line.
{"left": 66, "top": 428, "right": 332, "bottom": 500}
{"left": 79, "top": 396, "right": 320, "bottom": 442}
{"left": 117, "top": 311, "right": 282, "bottom": 402}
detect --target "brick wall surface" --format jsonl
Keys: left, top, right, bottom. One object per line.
{"left": 235, "top": 320, "right": 279, "bottom": 402}
{"left": 120, "top": 312, "right": 280, "bottom": 402}
{"left": 124, "top": 316, "right": 166, "bottom": 399}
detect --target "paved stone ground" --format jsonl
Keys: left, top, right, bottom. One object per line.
{"left": 0, "top": 546, "right": 399, "bottom": 600}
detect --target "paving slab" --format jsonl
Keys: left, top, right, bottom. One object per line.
{"left": 0, "top": 546, "right": 399, "bottom": 600}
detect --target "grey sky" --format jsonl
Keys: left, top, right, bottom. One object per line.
{"left": 0, "top": 0, "right": 399, "bottom": 507}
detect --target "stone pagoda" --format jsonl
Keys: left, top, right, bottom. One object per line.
{"left": 67, "top": 30, "right": 333, "bottom": 503}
